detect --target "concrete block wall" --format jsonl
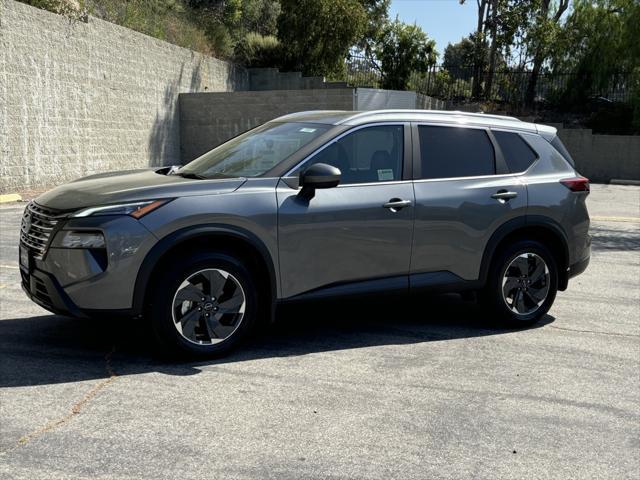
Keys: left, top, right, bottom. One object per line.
{"left": 179, "top": 89, "right": 354, "bottom": 163}
{"left": 557, "top": 128, "right": 640, "bottom": 182}
{"left": 0, "top": 0, "right": 248, "bottom": 193}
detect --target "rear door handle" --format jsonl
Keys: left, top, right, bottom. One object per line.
{"left": 491, "top": 190, "right": 518, "bottom": 201}
{"left": 383, "top": 198, "right": 412, "bottom": 211}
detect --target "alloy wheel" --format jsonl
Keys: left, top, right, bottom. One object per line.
{"left": 171, "top": 268, "right": 246, "bottom": 345}
{"left": 501, "top": 253, "right": 550, "bottom": 316}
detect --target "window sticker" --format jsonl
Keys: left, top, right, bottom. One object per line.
{"left": 377, "top": 169, "right": 394, "bottom": 181}
{"left": 299, "top": 127, "right": 317, "bottom": 133}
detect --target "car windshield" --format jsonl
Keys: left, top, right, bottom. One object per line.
{"left": 176, "top": 122, "right": 332, "bottom": 179}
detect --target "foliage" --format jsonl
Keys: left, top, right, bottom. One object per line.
{"left": 551, "top": 0, "right": 640, "bottom": 98}
{"left": 183, "top": 0, "right": 281, "bottom": 58}
{"left": 84, "top": 0, "right": 213, "bottom": 54}
{"left": 409, "top": 69, "right": 472, "bottom": 99}
{"left": 19, "top": 0, "right": 87, "bottom": 19}
{"left": 356, "top": 0, "right": 391, "bottom": 54}
{"left": 442, "top": 37, "right": 476, "bottom": 77}
{"left": 235, "top": 32, "right": 281, "bottom": 67}
{"left": 277, "top": 0, "right": 367, "bottom": 77}
{"left": 373, "top": 19, "right": 437, "bottom": 90}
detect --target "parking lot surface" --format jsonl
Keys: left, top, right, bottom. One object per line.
{"left": 1, "top": 184, "right": 638, "bottom": 480}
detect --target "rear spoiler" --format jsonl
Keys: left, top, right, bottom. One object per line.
{"left": 535, "top": 123, "right": 557, "bottom": 141}
{"left": 536, "top": 123, "right": 575, "bottom": 167}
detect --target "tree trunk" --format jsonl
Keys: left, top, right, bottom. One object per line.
{"left": 524, "top": 0, "right": 568, "bottom": 107}
{"left": 525, "top": 54, "right": 543, "bottom": 106}
{"left": 484, "top": 0, "right": 499, "bottom": 100}
{"left": 471, "top": 0, "right": 488, "bottom": 100}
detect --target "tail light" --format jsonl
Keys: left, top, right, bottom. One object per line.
{"left": 560, "top": 176, "right": 590, "bottom": 192}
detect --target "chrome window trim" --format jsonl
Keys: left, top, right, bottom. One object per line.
{"left": 282, "top": 122, "right": 408, "bottom": 186}
{"left": 413, "top": 172, "right": 523, "bottom": 184}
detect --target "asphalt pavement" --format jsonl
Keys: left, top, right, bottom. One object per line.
{"left": 0, "top": 184, "right": 638, "bottom": 479}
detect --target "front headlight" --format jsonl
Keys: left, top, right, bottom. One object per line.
{"left": 72, "top": 199, "right": 171, "bottom": 219}
{"left": 60, "top": 231, "right": 106, "bottom": 249}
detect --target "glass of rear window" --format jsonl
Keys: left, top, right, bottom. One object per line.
{"left": 418, "top": 125, "right": 495, "bottom": 179}
{"left": 493, "top": 131, "right": 538, "bottom": 173}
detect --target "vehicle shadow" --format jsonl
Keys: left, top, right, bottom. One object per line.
{"left": 0, "top": 293, "right": 555, "bottom": 388}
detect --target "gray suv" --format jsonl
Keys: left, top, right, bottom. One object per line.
{"left": 20, "top": 110, "right": 591, "bottom": 356}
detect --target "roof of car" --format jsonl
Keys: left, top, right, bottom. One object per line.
{"left": 272, "top": 109, "right": 555, "bottom": 136}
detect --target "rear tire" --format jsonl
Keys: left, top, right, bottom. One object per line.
{"left": 147, "top": 251, "right": 258, "bottom": 358}
{"left": 481, "top": 240, "right": 558, "bottom": 327}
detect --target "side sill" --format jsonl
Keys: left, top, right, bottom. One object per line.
{"left": 282, "top": 276, "right": 408, "bottom": 303}
{"left": 410, "top": 271, "right": 483, "bottom": 293}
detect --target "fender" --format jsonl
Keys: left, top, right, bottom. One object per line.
{"left": 478, "top": 215, "right": 570, "bottom": 285}
{"left": 131, "top": 224, "right": 278, "bottom": 317}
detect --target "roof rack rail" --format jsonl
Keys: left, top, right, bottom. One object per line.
{"left": 342, "top": 109, "right": 521, "bottom": 123}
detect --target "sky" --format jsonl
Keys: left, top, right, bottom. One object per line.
{"left": 389, "top": 0, "right": 478, "bottom": 59}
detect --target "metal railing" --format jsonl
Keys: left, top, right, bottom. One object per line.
{"left": 344, "top": 53, "right": 635, "bottom": 106}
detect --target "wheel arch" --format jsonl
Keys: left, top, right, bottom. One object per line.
{"left": 480, "top": 216, "right": 570, "bottom": 291}
{"left": 132, "top": 225, "right": 277, "bottom": 320}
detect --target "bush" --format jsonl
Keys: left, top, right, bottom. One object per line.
{"left": 18, "top": 0, "right": 87, "bottom": 19}
{"left": 235, "top": 32, "right": 281, "bottom": 68}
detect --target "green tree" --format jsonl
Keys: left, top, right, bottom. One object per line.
{"left": 239, "top": 0, "right": 281, "bottom": 36}
{"left": 357, "top": 0, "right": 391, "bottom": 57}
{"left": 277, "top": 0, "right": 367, "bottom": 77}
{"left": 552, "top": 0, "right": 640, "bottom": 126}
{"left": 443, "top": 36, "right": 477, "bottom": 79}
{"left": 373, "top": 19, "right": 437, "bottom": 90}
{"left": 521, "top": 0, "right": 570, "bottom": 105}
{"left": 186, "top": 0, "right": 280, "bottom": 58}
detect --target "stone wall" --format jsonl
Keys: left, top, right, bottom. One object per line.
{"left": 0, "top": 0, "right": 247, "bottom": 193}
{"left": 179, "top": 89, "right": 355, "bottom": 163}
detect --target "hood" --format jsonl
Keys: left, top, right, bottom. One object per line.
{"left": 35, "top": 168, "right": 247, "bottom": 211}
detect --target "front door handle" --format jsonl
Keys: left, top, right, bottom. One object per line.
{"left": 491, "top": 190, "right": 518, "bottom": 202}
{"left": 383, "top": 198, "right": 412, "bottom": 212}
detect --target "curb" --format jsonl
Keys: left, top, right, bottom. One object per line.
{"left": 610, "top": 179, "right": 640, "bottom": 186}
{"left": 0, "top": 194, "right": 22, "bottom": 204}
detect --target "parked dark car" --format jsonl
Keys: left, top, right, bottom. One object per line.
{"left": 20, "top": 110, "right": 591, "bottom": 356}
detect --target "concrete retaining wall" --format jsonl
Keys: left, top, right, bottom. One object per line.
{"left": 179, "top": 89, "right": 354, "bottom": 163}
{"left": 557, "top": 129, "right": 640, "bottom": 182}
{"left": 0, "top": 0, "right": 247, "bottom": 193}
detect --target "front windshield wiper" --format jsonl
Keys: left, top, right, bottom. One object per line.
{"left": 173, "top": 171, "right": 207, "bottom": 180}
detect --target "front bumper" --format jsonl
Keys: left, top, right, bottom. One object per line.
{"left": 21, "top": 267, "right": 87, "bottom": 317}
{"left": 20, "top": 210, "right": 158, "bottom": 317}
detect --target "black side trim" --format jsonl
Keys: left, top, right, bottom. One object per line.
{"left": 410, "top": 271, "right": 482, "bottom": 293}
{"left": 284, "top": 275, "right": 408, "bottom": 302}
{"left": 131, "top": 225, "right": 277, "bottom": 317}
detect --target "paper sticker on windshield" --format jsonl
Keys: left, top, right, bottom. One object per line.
{"left": 299, "top": 127, "right": 317, "bottom": 133}
{"left": 377, "top": 169, "right": 394, "bottom": 181}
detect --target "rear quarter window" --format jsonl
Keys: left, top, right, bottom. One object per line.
{"left": 493, "top": 131, "right": 538, "bottom": 173}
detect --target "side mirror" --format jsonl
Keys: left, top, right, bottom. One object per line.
{"left": 299, "top": 163, "right": 341, "bottom": 200}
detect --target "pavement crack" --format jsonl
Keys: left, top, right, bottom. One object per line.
{"left": 1, "top": 347, "right": 118, "bottom": 455}
{"left": 549, "top": 325, "right": 640, "bottom": 338}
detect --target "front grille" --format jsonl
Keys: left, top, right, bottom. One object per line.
{"left": 20, "top": 202, "right": 65, "bottom": 259}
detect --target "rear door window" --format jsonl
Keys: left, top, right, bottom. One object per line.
{"left": 417, "top": 126, "right": 495, "bottom": 179}
{"left": 493, "top": 131, "right": 538, "bottom": 173}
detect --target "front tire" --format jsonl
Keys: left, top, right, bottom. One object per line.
{"left": 147, "top": 251, "right": 258, "bottom": 358}
{"left": 481, "top": 240, "right": 558, "bottom": 327}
